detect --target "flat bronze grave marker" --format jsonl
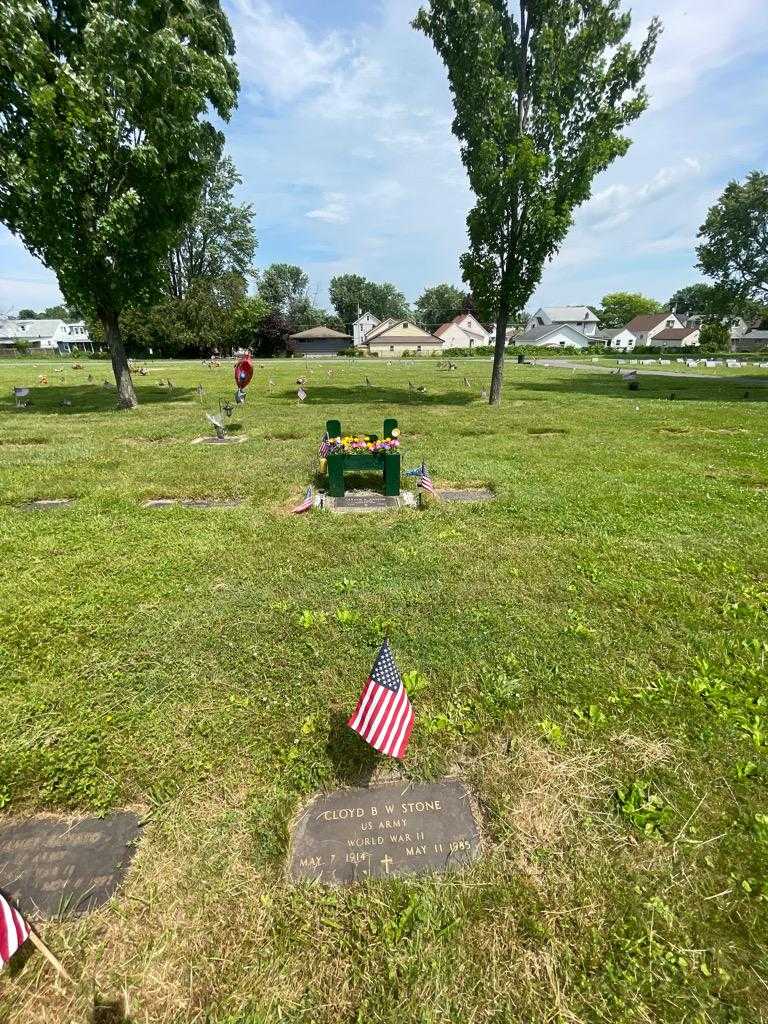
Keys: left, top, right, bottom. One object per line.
{"left": 325, "top": 490, "right": 416, "bottom": 513}
{"left": 0, "top": 811, "right": 141, "bottom": 920}
{"left": 190, "top": 435, "right": 248, "bottom": 446}
{"left": 438, "top": 489, "right": 495, "bottom": 503}
{"left": 20, "top": 498, "right": 73, "bottom": 511}
{"left": 143, "top": 498, "right": 242, "bottom": 509}
{"left": 289, "top": 779, "right": 480, "bottom": 884}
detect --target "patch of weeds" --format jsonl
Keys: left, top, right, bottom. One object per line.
{"left": 478, "top": 666, "right": 523, "bottom": 720}
{"left": 614, "top": 780, "right": 672, "bottom": 838}
{"left": 422, "top": 702, "right": 481, "bottom": 737}
{"left": 735, "top": 760, "right": 760, "bottom": 781}
{"left": 366, "top": 614, "right": 396, "bottom": 644}
{"left": 565, "top": 609, "right": 596, "bottom": 638}
{"left": 538, "top": 719, "right": 565, "bottom": 748}
{"left": 731, "top": 874, "right": 768, "bottom": 901}
{"left": 740, "top": 715, "right": 768, "bottom": 749}
{"left": 298, "top": 609, "right": 327, "bottom": 629}
{"left": 401, "top": 669, "right": 430, "bottom": 696}
{"left": 333, "top": 577, "right": 359, "bottom": 593}
{"left": 722, "top": 585, "right": 768, "bottom": 622}
{"left": 749, "top": 813, "right": 768, "bottom": 843}
{"left": 573, "top": 704, "right": 607, "bottom": 726}
{"left": 335, "top": 605, "right": 360, "bottom": 626}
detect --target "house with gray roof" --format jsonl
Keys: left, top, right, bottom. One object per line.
{"left": 731, "top": 328, "right": 768, "bottom": 353}
{"left": 0, "top": 318, "right": 93, "bottom": 353}
{"left": 526, "top": 306, "right": 599, "bottom": 338}
{"left": 514, "top": 323, "right": 591, "bottom": 349}
{"left": 288, "top": 326, "right": 353, "bottom": 357}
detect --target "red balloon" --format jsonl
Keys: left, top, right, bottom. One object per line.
{"left": 234, "top": 354, "right": 254, "bottom": 389}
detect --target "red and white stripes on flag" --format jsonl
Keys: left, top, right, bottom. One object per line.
{"left": 292, "top": 486, "right": 313, "bottom": 514}
{"left": 418, "top": 462, "right": 436, "bottom": 496}
{"left": 347, "top": 640, "right": 414, "bottom": 759}
{"left": 1, "top": 893, "right": 30, "bottom": 968}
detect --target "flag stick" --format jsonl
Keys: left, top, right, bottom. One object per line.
{"left": 27, "top": 927, "right": 74, "bottom": 984}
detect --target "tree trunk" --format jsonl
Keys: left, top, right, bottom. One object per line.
{"left": 489, "top": 301, "right": 510, "bottom": 405}
{"left": 101, "top": 310, "right": 138, "bottom": 409}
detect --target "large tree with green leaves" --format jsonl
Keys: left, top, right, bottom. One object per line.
{"left": 0, "top": 0, "right": 238, "bottom": 408}
{"left": 167, "top": 156, "right": 256, "bottom": 300}
{"left": 328, "top": 274, "right": 411, "bottom": 330}
{"left": 697, "top": 172, "right": 768, "bottom": 308}
{"left": 414, "top": 283, "right": 470, "bottom": 329}
{"left": 414, "top": 1, "right": 660, "bottom": 403}
{"left": 598, "top": 291, "right": 662, "bottom": 328}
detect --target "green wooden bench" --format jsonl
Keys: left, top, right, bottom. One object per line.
{"left": 325, "top": 418, "right": 401, "bottom": 498}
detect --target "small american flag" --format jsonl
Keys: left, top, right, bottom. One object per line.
{"left": 1, "top": 893, "right": 30, "bottom": 968}
{"left": 293, "top": 486, "right": 313, "bottom": 514}
{"left": 347, "top": 640, "right": 414, "bottom": 759}
{"left": 297, "top": 387, "right": 307, "bottom": 402}
{"left": 319, "top": 432, "right": 331, "bottom": 457}
{"left": 418, "top": 463, "right": 436, "bottom": 496}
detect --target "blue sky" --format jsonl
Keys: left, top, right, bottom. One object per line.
{"left": 2, "top": 0, "right": 768, "bottom": 315}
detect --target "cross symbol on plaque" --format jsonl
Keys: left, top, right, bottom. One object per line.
{"left": 380, "top": 854, "right": 393, "bottom": 875}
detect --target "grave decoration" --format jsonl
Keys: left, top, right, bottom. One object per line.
{"left": 323, "top": 418, "right": 401, "bottom": 499}
{"left": 234, "top": 354, "right": 253, "bottom": 404}
{"left": 289, "top": 779, "right": 481, "bottom": 885}
{"left": 0, "top": 891, "right": 73, "bottom": 983}
{"left": 347, "top": 640, "right": 414, "bottom": 760}
{"left": 13, "top": 387, "right": 30, "bottom": 408}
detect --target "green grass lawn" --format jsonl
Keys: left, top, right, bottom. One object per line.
{"left": 1, "top": 356, "right": 767, "bottom": 1023}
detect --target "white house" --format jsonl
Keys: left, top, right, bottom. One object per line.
{"left": 527, "top": 306, "right": 599, "bottom": 337}
{"left": 366, "top": 320, "right": 443, "bottom": 358}
{"left": 514, "top": 323, "right": 591, "bottom": 349}
{"left": 434, "top": 312, "right": 492, "bottom": 350}
{"left": 647, "top": 325, "right": 700, "bottom": 349}
{"left": 352, "top": 311, "right": 380, "bottom": 347}
{"left": 0, "top": 318, "right": 94, "bottom": 353}
{"left": 365, "top": 317, "right": 399, "bottom": 342}
{"left": 625, "top": 312, "right": 684, "bottom": 346}
{"left": 597, "top": 327, "right": 637, "bottom": 351}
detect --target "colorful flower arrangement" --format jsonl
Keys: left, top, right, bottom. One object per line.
{"left": 326, "top": 428, "right": 400, "bottom": 455}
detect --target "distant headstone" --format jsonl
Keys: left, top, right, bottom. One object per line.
{"left": 179, "top": 498, "right": 242, "bottom": 509}
{"left": 20, "top": 498, "right": 73, "bottom": 511}
{"left": 190, "top": 435, "right": 247, "bottom": 446}
{"left": 289, "top": 779, "right": 480, "bottom": 884}
{"left": 0, "top": 811, "right": 141, "bottom": 920}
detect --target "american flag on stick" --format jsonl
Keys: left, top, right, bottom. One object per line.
{"left": 347, "top": 640, "right": 414, "bottom": 759}
{"left": 293, "top": 486, "right": 314, "bottom": 514}
{"left": 297, "top": 386, "right": 307, "bottom": 402}
{"left": 1, "top": 893, "right": 29, "bottom": 968}
{"left": 319, "top": 432, "right": 331, "bottom": 458}
{"left": 418, "top": 462, "right": 437, "bottom": 497}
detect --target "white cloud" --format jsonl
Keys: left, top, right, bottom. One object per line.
{"left": 228, "top": 0, "right": 349, "bottom": 104}
{"left": 581, "top": 159, "right": 702, "bottom": 231}
{"left": 306, "top": 193, "right": 348, "bottom": 224}
{"left": 639, "top": 233, "right": 696, "bottom": 256}
{"left": 630, "top": 0, "right": 768, "bottom": 109}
